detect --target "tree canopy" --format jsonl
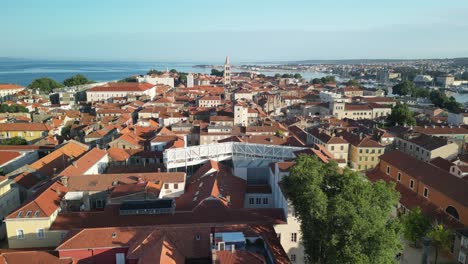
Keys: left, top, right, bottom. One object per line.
{"left": 1, "top": 136, "right": 28, "bottom": 145}
{"left": 28, "top": 77, "right": 64, "bottom": 93}
{"left": 147, "top": 69, "right": 164, "bottom": 75}
{"left": 117, "top": 77, "right": 138, "bottom": 83}
{"left": 169, "top": 69, "right": 178, "bottom": 73}
{"left": 210, "top": 69, "right": 224, "bottom": 77}
{"left": 0, "top": 104, "right": 29, "bottom": 113}
{"left": 427, "top": 225, "right": 453, "bottom": 264}
{"left": 429, "top": 90, "right": 462, "bottom": 112}
{"left": 386, "top": 103, "right": 416, "bottom": 127}
{"left": 401, "top": 207, "right": 431, "bottom": 246}
{"left": 63, "top": 74, "right": 94, "bottom": 87}
{"left": 392, "top": 80, "right": 415, "bottom": 96}
{"left": 346, "top": 79, "right": 360, "bottom": 87}
{"left": 312, "top": 76, "right": 336, "bottom": 84}
{"left": 282, "top": 155, "right": 402, "bottom": 263}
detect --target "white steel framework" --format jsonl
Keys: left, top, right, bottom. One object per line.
{"left": 164, "top": 142, "right": 305, "bottom": 169}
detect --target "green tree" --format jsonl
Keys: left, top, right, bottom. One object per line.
{"left": 461, "top": 72, "right": 468, "bottom": 80}
{"left": 401, "top": 207, "right": 431, "bottom": 247}
{"left": 147, "top": 69, "right": 163, "bottom": 75}
{"left": 169, "top": 69, "right": 178, "bottom": 73}
{"left": 282, "top": 155, "right": 402, "bottom": 263}
{"left": 346, "top": 79, "right": 360, "bottom": 87}
{"left": 386, "top": 103, "right": 416, "bottom": 127}
{"left": 445, "top": 96, "right": 462, "bottom": 112}
{"left": 28, "top": 77, "right": 64, "bottom": 93}
{"left": 117, "top": 77, "right": 138, "bottom": 83}
{"left": 312, "top": 78, "right": 322, "bottom": 84}
{"left": 274, "top": 73, "right": 281, "bottom": 78}
{"left": 1, "top": 136, "right": 28, "bottom": 145}
{"left": 411, "top": 87, "right": 430, "bottom": 98}
{"left": 211, "top": 69, "right": 224, "bottom": 77}
{"left": 293, "top": 73, "right": 302, "bottom": 79}
{"left": 281, "top": 73, "right": 293, "bottom": 78}
{"left": 321, "top": 76, "right": 336, "bottom": 83}
{"left": 63, "top": 74, "right": 94, "bottom": 87}
{"left": 177, "top": 72, "right": 188, "bottom": 86}
{"left": 427, "top": 225, "right": 453, "bottom": 264}
{"left": 61, "top": 125, "right": 71, "bottom": 139}
{"left": 392, "top": 80, "right": 415, "bottom": 96}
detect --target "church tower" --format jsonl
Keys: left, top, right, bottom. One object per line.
{"left": 223, "top": 56, "right": 231, "bottom": 85}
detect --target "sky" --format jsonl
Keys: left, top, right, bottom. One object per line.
{"left": 1, "top": 0, "right": 468, "bottom": 62}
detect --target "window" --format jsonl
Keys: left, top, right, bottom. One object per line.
{"left": 462, "top": 236, "right": 468, "bottom": 248}
{"left": 164, "top": 184, "right": 169, "bottom": 189}
{"left": 195, "top": 234, "right": 201, "bottom": 240}
{"left": 249, "top": 198, "right": 254, "bottom": 205}
{"left": 16, "top": 229, "right": 24, "bottom": 239}
{"left": 359, "top": 149, "right": 363, "bottom": 154}
{"left": 340, "top": 145, "right": 344, "bottom": 151}
{"left": 331, "top": 146, "right": 335, "bottom": 151}
{"left": 262, "top": 198, "right": 268, "bottom": 204}
{"left": 291, "top": 233, "right": 297, "bottom": 242}
{"left": 37, "top": 228, "right": 45, "bottom": 239}
{"left": 174, "top": 184, "right": 178, "bottom": 189}
{"left": 459, "top": 252, "right": 466, "bottom": 264}
{"left": 96, "top": 200, "right": 103, "bottom": 208}
{"left": 397, "top": 172, "right": 401, "bottom": 182}
{"left": 410, "top": 179, "right": 414, "bottom": 189}
{"left": 256, "top": 198, "right": 261, "bottom": 204}
{"left": 386, "top": 166, "right": 390, "bottom": 175}
{"left": 291, "top": 254, "right": 296, "bottom": 262}
{"left": 25, "top": 211, "right": 32, "bottom": 217}
{"left": 366, "top": 149, "right": 369, "bottom": 154}
{"left": 423, "top": 187, "right": 428, "bottom": 198}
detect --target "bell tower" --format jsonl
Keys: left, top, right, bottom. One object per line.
{"left": 223, "top": 56, "right": 231, "bottom": 85}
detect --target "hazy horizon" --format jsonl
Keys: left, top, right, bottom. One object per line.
{"left": 1, "top": 0, "right": 468, "bottom": 62}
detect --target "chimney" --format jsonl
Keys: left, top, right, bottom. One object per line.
{"left": 60, "top": 176, "right": 68, "bottom": 187}
{"left": 53, "top": 168, "right": 57, "bottom": 176}
{"left": 226, "top": 195, "right": 231, "bottom": 203}
{"left": 72, "top": 161, "right": 77, "bottom": 168}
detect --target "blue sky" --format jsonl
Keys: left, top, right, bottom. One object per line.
{"left": 1, "top": 0, "right": 467, "bottom": 62}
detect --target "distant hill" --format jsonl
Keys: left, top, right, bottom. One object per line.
{"left": 453, "top": 57, "right": 468, "bottom": 66}
{"left": 251, "top": 58, "right": 468, "bottom": 65}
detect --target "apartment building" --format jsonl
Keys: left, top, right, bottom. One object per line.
{"left": 0, "top": 123, "right": 51, "bottom": 142}
{"left": 307, "top": 128, "right": 349, "bottom": 163}
{"left": 86, "top": 83, "right": 157, "bottom": 102}
{"left": 339, "top": 132, "right": 385, "bottom": 171}
{"left": 395, "top": 133, "right": 459, "bottom": 162}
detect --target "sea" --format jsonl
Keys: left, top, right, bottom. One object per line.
{"left": 0, "top": 59, "right": 328, "bottom": 87}
{"left": 1, "top": 59, "right": 467, "bottom": 103}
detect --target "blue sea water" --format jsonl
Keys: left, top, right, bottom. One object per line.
{"left": 0, "top": 59, "right": 328, "bottom": 87}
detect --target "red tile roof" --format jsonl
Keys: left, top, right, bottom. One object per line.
{"left": 176, "top": 160, "right": 245, "bottom": 211}
{"left": 0, "top": 123, "right": 50, "bottom": 131}
{"left": 0, "top": 84, "right": 24, "bottom": 90}
{"left": 88, "top": 82, "right": 155, "bottom": 92}
{"left": 6, "top": 180, "right": 67, "bottom": 219}
{"left": 380, "top": 151, "right": 468, "bottom": 207}
{"left": 0, "top": 251, "right": 72, "bottom": 264}
{"left": 58, "top": 148, "right": 107, "bottom": 177}
{"left": 0, "top": 151, "right": 21, "bottom": 166}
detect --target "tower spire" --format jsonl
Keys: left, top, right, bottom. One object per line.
{"left": 223, "top": 55, "right": 231, "bottom": 85}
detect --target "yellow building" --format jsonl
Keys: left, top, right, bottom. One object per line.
{"left": 340, "top": 132, "right": 385, "bottom": 171}
{"left": 0, "top": 123, "right": 51, "bottom": 142}
{"left": 4, "top": 181, "right": 67, "bottom": 248}
{"left": 0, "top": 176, "right": 20, "bottom": 240}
